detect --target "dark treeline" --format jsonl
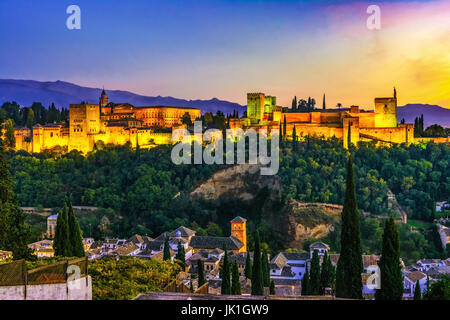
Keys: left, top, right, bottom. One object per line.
{"left": 0, "top": 101, "right": 69, "bottom": 127}
{"left": 414, "top": 114, "right": 449, "bottom": 138}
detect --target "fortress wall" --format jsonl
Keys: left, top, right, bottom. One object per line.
{"left": 285, "top": 123, "right": 343, "bottom": 139}
{"left": 283, "top": 113, "right": 311, "bottom": 123}
{"left": 360, "top": 127, "right": 409, "bottom": 144}
{"left": 416, "top": 137, "right": 450, "bottom": 144}
{"left": 357, "top": 113, "right": 375, "bottom": 128}
{"left": 319, "top": 112, "right": 341, "bottom": 124}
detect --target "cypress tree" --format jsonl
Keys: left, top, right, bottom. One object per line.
{"left": 414, "top": 280, "right": 421, "bottom": 300}
{"left": 261, "top": 249, "right": 270, "bottom": 287}
{"left": 322, "top": 93, "right": 326, "bottom": 110}
{"left": 67, "top": 203, "right": 85, "bottom": 257}
{"left": 244, "top": 252, "right": 252, "bottom": 279}
{"left": 54, "top": 204, "right": 71, "bottom": 257}
{"left": 163, "top": 236, "right": 171, "bottom": 261}
{"left": 251, "top": 231, "right": 264, "bottom": 295}
{"left": 292, "top": 96, "right": 297, "bottom": 111}
{"left": 301, "top": 265, "right": 310, "bottom": 295}
{"left": 269, "top": 280, "right": 275, "bottom": 295}
{"left": 283, "top": 115, "right": 287, "bottom": 138}
{"left": 176, "top": 241, "right": 186, "bottom": 270}
{"left": 309, "top": 250, "right": 321, "bottom": 295}
{"left": 231, "top": 261, "right": 241, "bottom": 295}
{"left": 221, "top": 243, "right": 231, "bottom": 295}
{"left": 197, "top": 260, "right": 205, "bottom": 287}
{"left": 0, "top": 140, "right": 34, "bottom": 260}
{"left": 336, "top": 155, "right": 363, "bottom": 299}
{"left": 320, "top": 251, "right": 335, "bottom": 294}
{"left": 292, "top": 126, "right": 297, "bottom": 151}
{"left": 375, "top": 217, "right": 403, "bottom": 300}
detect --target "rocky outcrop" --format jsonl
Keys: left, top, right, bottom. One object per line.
{"left": 286, "top": 199, "right": 341, "bottom": 249}
{"left": 190, "top": 163, "right": 281, "bottom": 201}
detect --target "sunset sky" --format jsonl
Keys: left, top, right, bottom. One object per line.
{"left": 0, "top": 0, "right": 449, "bottom": 109}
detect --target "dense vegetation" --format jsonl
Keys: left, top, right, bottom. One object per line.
{"left": 88, "top": 257, "right": 180, "bottom": 300}
{"left": 1, "top": 101, "right": 69, "bottom": 128}
{"left": 7, "top": 134, "right": 450, "bottom": 262}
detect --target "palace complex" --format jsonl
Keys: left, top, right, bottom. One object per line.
{"left": 12, "top": 87, "right": 448, "bottom": 154}
{"left": 14, "top": 90, "right": 201, "bottom": 153}
{"left": 231, "top": 88, "right": 418, "bottom": 148}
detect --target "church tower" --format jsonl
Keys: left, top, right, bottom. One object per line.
{"left": 230, "top": 216, "right": 247, "bottom": 253}
{"left": 99, "top": 88, "right": 109, "bottom": 108}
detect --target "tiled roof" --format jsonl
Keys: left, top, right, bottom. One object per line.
{"left": 228, "top": 252, "right": 252, "bottom": 265}
{"left": 151, "top": 248, "right": 175, "bottom": 261}
{"left": 270, "top": 253, "right": 288, "bottom": 270}
{"left": 189, "top": 236, "right": 243, "bottom": 250}
{"left": 231, "top": 216, "right": 247, "bottom": 223}
{"left": 329, "top": 254, "right": 380, "bottom": 268}
{"left": 310, "top": 242, "right": 330, "bottom": 250}
{"left": 113, "top": 242, "right": 139, "bottom": 256}
{"left": 281, "top": 252, "right": 310, "bottom": 261}
{"left": 280, "top": 266, "right": 295, "bottom": 277}
{"left": 143, "top": 240, "right": 165, "bottom": 252}
{"left": 169, "top": 226, "right": 196, "bottom": 238}
{"left": 405, "top": 271, "right": 427, "bottom": 283}
{"left": 127, "top": 234, "right": 153, "bottom": 245}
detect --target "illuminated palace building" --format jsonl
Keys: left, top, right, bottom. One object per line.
{"left": 231, "top": 88, "right": 423, "bottom": 148}
{"left": 14, "top": 90, "right": 201, "bottom": 154}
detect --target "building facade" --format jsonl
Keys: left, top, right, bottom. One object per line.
{"left": 235, "top": 88, "right": 416, "bottom": 149}
{"left": 14, "top": 90, "right": 201, "bottom": 154}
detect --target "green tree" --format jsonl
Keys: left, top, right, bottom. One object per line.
{"left": 320, "top": 251, "right": 335, "bottom": 294}
{"left": 423, "top": 275, "right": 449, "bottom": 300}
{"left": 301, "top": 265, "right": 310, "bottom": 295}
{"left": 54, "top": 204, "right": 71, "bottom": 257}
{"left": 309, "top": 250, "right": 321, "bottom": 295}
{"left": 375, "top": 217, "right": 403, "bottom": 300}
{"left": 269, "top": 280, "right": 275, "bottom": 295}
{"left": 261, "top": 249, "right": 270, "bottom": 287}
{"left": 175, "top": 241, "right": 186, "bottom": 270}
{"left": 197, "top": 259, "right": 205, "bottom": 287}
{"left": 67, "top": 203, "right": 85, "bottom": 257}
{"left": 231, "top": 261, "right": 241, "bottom": 295}
{"left": 336, "top": 155, "right": 363, "bottom": 299}
{"left": 0, "top": 137, "right": 34, "bottom": 260}
{"left": 181, "top": 112, "right": 193, "bottom": 126}
{"left": 244, "top": 252, "right": 252, "bottom": 279}
{"left": 292, "top": 126, "right": 297, "bottom": 151}
{"left": 414, "top": 280, "right": 422, "bottom": 300}
{"left": 163, "top": 237, "right": 171, "bottom": 261}
{"left": 251, "top": 231, "right": 264, "bottom": 295}
{"left": 221, "top": 243, "right": 231, "bottom": 295}
{"left": 26, "top": 108, "right": 34, "bottom": 129}
{"left": 4, "top": 119, "right": 15, "bottom": 148}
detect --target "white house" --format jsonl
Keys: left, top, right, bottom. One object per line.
{"left": 403, "top": 271, "right": 428, "bottom": 299}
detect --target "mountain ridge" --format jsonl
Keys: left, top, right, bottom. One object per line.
{"left": 0, "top": 79, "right": 449, "bottom": 127}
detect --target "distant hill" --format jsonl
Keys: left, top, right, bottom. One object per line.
{"left": 397, "top": 104, "right": 450, "bottom": 128}
{"left": 0, "top": 79, "right": 246, "bottom": 115}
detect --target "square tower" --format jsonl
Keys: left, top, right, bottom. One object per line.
{"left": 374, "top": 88, "right": 397, "bottom": 128}
{"left": 247, "top": 93, "right": 265, "bottom": 122}
{"left": 230, "top": 216, "right": 247, "bottom": 253}
{"left": 69, "top": 103, "right": 100, "bottom": 153}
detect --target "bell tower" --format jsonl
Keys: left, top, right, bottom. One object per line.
{"left": 230, "top": 216, "right": 247, "bottom": 253}
{"left": 99, "top": 88, "right": 109, "bottom": 108}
